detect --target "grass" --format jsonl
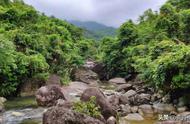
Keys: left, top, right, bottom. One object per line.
{"left": 4, "top": 96, "right": 37, "bottom": 110}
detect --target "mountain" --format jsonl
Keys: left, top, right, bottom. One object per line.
{"left": 69, "top": 20, "right": 117, "bottom": 40}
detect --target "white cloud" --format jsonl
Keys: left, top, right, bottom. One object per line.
{"left": 24, "top": 0, "right": 167, "bottom": 27}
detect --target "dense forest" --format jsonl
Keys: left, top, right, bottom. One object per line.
{"left": 98, "top": 0, "right": 190, "bottom": 93}
{"left": 1, "top": 0, "right": 190, "bottom": 100}
{"left": 0, "top": 0, "right": 96, "bottom": 96}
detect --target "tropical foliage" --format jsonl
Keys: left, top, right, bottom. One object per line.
{"left": 0, "top": 0, "right": 95, "bottom": 96}
{"left": 99, "top": 0, "right": 190, "bottom": 92}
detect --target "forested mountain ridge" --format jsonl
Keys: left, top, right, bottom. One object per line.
{"left": 0, "top": 0, "right": 95, "bottom": 96}
{"left": 70, "top": 20, "right": 116, "bottom": 40}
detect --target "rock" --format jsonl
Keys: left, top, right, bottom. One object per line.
{"left": 119, "top": 104, "right": 131, "bottom": 116}
{"left": 177, "top": 107, "right": 187, "bottom": 113}
{"left": 161, "top": 94, "right": 171, "bottom": 103}
{"left": 20, "top": 79, "right": 45, "bottom": 96}
{"left": 177, "top": 111, "right": 190, "bottom": 117}
{"left": 131, "top": 106, "right": 138, "bottom": 113}
{"left": 109, "top": 78, "right": 126, "bottom": 85}
{"left": 0, "top": 97, "right": 6, "bottom": 113}
{"left": 135, "top": 93, "right": 151, "bottom": 105}
{"left": 56, "top": 99, "right": 73, "bottom": 109}
{"left": 124, "top": 90, "right": 136, "bottom": 98}
{"left": 0, "top": 97, "right": 6, "bottom": 103}
{"left": 178, "top": 97, "right": 187, "bottom": 107}
{"left": 81, "top": 88, "right": 116, "bottom": 119}
{"left": 151, "top": 93, "right": 162, "bottom": 102}
{"left": 124, "top": 74, "right": 135, "bottom": 81}
{"left": 46, "top": 74, "right": 61, "bottom": 85}
{"left": 72, "top": 67, "right": 100, "bottom": 85}
{"left": 124, "top": 113, "right": 144, "bottom": 121}
{"left": 107, "top": 116, "right": 116, "bottom": 124}
{"left": 119, "top": 95, "right": 129, "bottom": 105}
{"left": 139, "top": 104, "right": 154, "bottom": 118}
{"left": 108, "top": 94, "right": 120, "bottom": 107}
{"left": 153, "top": 103, "right": 176, "bottom": 114}
{"left": 62, "top": 81, "right": 89, "bottom": 101}
{"left": 83, "top": 60, "right": 96, "bottom": 69}
{"left": 11, "top": 112, "right": 24, "bottom": 117}
{"left": 91, "top": 62, "right": 107, "bottom": 80}
{"left": 116, "top": 84, "right": 132, "bottom": 92}
{"left": 43, "top": 107, "right": 105, "bottom": 124}
{"left": 0, "top": 116, "right": 2, "bottom": 124}
{"left": 36, "top": 85, "right": 66, "bottom": 107}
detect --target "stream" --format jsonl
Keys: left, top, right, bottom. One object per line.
{"left": 2, "top": 91, "right": 158, "bottom": 124}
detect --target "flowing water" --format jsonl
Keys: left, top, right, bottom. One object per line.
{"left": 2, "top": 89, "right": 159, "bottom": 124}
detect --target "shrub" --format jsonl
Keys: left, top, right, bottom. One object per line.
{"left": 73, "top": 96, "right": 101, "bottom": 118}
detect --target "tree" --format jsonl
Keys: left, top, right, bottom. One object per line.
{"left": 118, "top": 20, "right": 138, "bottom": 46}
{"left": 155, "top": 4, "right": 181, "bottom": 39}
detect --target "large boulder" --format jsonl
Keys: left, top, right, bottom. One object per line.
{"left": 62, "top": 81, "right": 89, "bottom": 101}
{"left": 20, "top": 79, "right": 45, "bottom": 96}
{"left": 153, "top": 103, "right": 176, "bottom": 114}
{"left": 81, "top": 88, "right": 116, "bottom": 119}
{"left": 116, "top": 84, "right": 132, "bottom": 92}
{"left": 109, "top": 77, "right": 126, "bottom": 85}
{"left": 135, "top": 93, "right": 151, "bottom": 105}
{"left": 36, "top": 85, "right": 66, "bottom": 107}
{"left": 72, "top": 67, "right": 100, "bottom": 85}
{"left": 43, "top": 107, "right": 105, "bottom": 124}
{"left": 124, "top": 113, "right": 144, "bottom": 121}
{"left": 91, "top": 62, "right": 107, "bottom": 80}
{"left": 46, "top": 74, "right": 61, "bottom": 85}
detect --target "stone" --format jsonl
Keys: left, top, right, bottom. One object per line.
{"left": 139, "top": 104, "right": 154, "bottom": 118}
{"left": 116, "top": 84, "right": 132, "bottom": 92}
{"left": 124, "top": 113, "right": 144, "bottom": 121}
{"left": 0, "top": 97, "right": 6, "bottom": 113}
{"left": 153, "top": 103, "right": 176, "bottom": 114}
{"left": 20, "top": 79, "right": 45, "bottom": 96}
{"left": 81, "top": 88, "right": 116, "bottom": 119}
{"left": 72, "top": 67, "right": 100, "bottom": 85}
{"left": 108, "top": 94, "right": 120, "bottom": 107}
{"left": 107, "top": 116, "right": 116, "bottom": 124}
{"left": 161, "top": 94, "right": 171, "bottom": 103}
{"left": 62, "top": 81, "right": 89, "bottom": 101}
{"left": 11, "top": 112, "right": 24, "bottom": 117}
{"left": 177, "top": 107, "right": 187, "bottom": 113}
{"left": 177, "top": 112, "right": 190, "bottom": 117}
{"left": 120, "top": 104, "right": 131, "bottom": 115}
{"left": 57, "top": 101, "right": 73, "bottom": 109}
{"left": 83, "top": 60, "right": 96, "bottom": 69}
{"left": 109, "top": 78, "right": 126, "bottom": 85}
{"left": 124, "top": 90, "right": 136, "bottom": 98}
{"left": 43, "top": 107, "right": 105, "bottom": 124}
{"left": 46, "top": 74, "right": 61, "bottom": 85}
{"left": 36, "top": 85, "right": 66, "bottom": 107}
{"left": 136, "top": 93, "right": 151, "bottom": 105}
{"left": 91, "top": 62, "right": 107, "bottom": 80}
{"left": 0, "top": 97, "right": 6, "bottom": 103}
{"left": 178, "top": 97, "right": 187, "bottom": 107}
{"left": 131, "top": 106, "right": 138, "bottom": 113}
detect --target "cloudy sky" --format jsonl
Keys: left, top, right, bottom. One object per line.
{"left": 23, "top": 0, "right": 167, "bottom": 27}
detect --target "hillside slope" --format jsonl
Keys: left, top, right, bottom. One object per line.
{"left": 70, "top": 20, "right": 117, "bottom": 40}
{"left": 0, "top": 0, "right": 94, "bottom": 96}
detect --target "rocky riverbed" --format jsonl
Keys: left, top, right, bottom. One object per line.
{"left": 1, "top": 61, "right": 190, "bottom": 124}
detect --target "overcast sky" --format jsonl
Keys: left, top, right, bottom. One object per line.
{"left": 23, "top": 0, "right": 167, "bottom": 27}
